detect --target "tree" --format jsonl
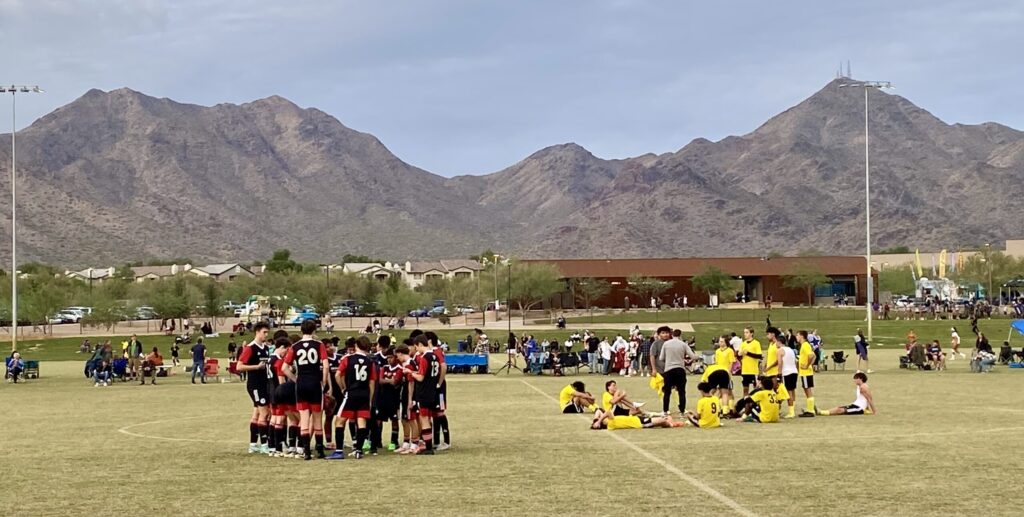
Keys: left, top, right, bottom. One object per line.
{"left": 505, "top": 261, "right": 563, "bottom": 322}
{"left": 625, "top": 275, "right": 674, "bottom": 308}
{"left": 376, "top": 282, "right": 425, "bottom": 317}
{"left": 149, "top": 277, "right": 193, "bottom": 326}
{"left": 265, "top": 249, "right": 299, "bottom": 274}
{"left": 876, "top": 246, "right": 911, "bottom": 254}
{"left": 570, "top": 277, "right": 611, "bottom": 320}
{"left": 341, "top": 254, "right": 383, "bottom": 264}
{"left": 113, "top": 264, "right": 136, "bottom": 282}
{"left": 201, "top": 279, "right": 223, "bottom": 322}
{"left": 783, "top": 263, "right": 832, "bottom": 305}
{"left": 83, "top": 295, "right": 126, "bottom": 332}
{"left": 691, "top": 265, "right": 733, "bottom": 305}
{"left": 878, "top": 265, "right": 915, "bottom": 295}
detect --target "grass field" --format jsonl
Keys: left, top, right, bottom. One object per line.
{"left": 3, "top": 319, "right": 1022, "bottom": 516}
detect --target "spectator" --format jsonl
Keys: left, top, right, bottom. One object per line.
{"left": 658, "top": 326, "right": 697, "bottom": 414}
{"left": 586, "top": 333, "right": 600, "bottom": 374}
{"left": 324, "top": 314, "right": 334, "bottom": 333}
{"left": 190, "top": 338, "right": 208, "bottom": 384}
{"left": 127, "top": 334, "right": 144, "bottom": 382}
{"left": 972, "top": 348, "right": 996, "bottom": 373}
{"left": 171, "top": 341, "right": 181, "bottom": 366}
{"left": 6, "top": 351, "right": 25, "bottom": 383}
{"left": 227, "top": 340, "right": 237, "bottom": 361}
{"left": 599, "top": 338, "right": 612, "bottom": 375}
{"left": 200, "top": 320, "right": 213, "bottom": 336}
{"left": 93, "top": 358, "right": 112, "bottom": 386}
{"left": 79, "top": 340, "right": 91, "bottom": 354}
{"left": 638, "top": 336, "right": 652, "bottom": 377}
{"left": 141, "top": 347, "right": 164, "bottom": 385}
{"left": 926, "top": 340, "right": 946, "bottom": 371}
{"left": 976, "top": 333, "right": 993, "bottom": 355}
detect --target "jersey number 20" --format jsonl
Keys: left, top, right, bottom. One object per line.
{"left": 296, "top": 348, "right": 319, "bottom": 366}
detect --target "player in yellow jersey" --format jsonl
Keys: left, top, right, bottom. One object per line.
{"left": 796, "top": 330, "right": 817, "bottom": 417}
{"left": 683, "top": 382, "right": 722, "bottom": 428}
{"left": 590, "top": 408, "right": 680, "bottom": 429}
{"left": 701, "top": 335, "right": 736, "bottom": 415}
{"left": 734, "top": 376, "right": 781, "bottom": 423}
{"left": 559, "top": 381, "right": 595, "bottom": 414}
{"left": 738, "top": 327, "right": 763, "bottom": 397}
{"left": 762, "top": 327, "right": 791, "bottom": 411}
{"left": 602, "top": 380, "right": 645, "bottom": 416}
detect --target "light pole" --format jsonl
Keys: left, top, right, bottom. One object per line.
{"left": 985, "top": 243, "right": 993, "bottom": 302}
{"left": 2, "top": 85, "right": 42, "bottom": 352}
{"left": 839, "top": 80, "right": 892, "bottom": 341}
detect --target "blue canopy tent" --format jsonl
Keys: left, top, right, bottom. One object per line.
{"left": 1013, "top": 320, "right": 1024, "bottom": 339}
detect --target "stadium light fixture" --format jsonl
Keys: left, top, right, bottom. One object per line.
{"left": 2, "top": 85, "right": 43, "bottom": 352}
{"left": 838, "top": 80, "right": 893, "bottom": 342}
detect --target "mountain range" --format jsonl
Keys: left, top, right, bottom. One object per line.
{"left": 0, "top": 78, "right": 1021, "bottom": 267}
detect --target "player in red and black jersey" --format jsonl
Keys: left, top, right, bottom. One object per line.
{"left": 394, "top": 340, "right": 419, "bottom": 453}
{"left": 267, "top": 337, "right": 291, "bottom": 456}
{"left": 403, "top": 334, "right": 441, "bottom": 455}
{"left": 328, "top": 336, "right": 377, "bottom": 459}
{"left": 425, "top": 331, "right": 451, "bottom": 451}
{"left": 323, "top": 337, "right": 342, "bottom": 448}
{"left": 236, "top": 322, "right": 272, "bottom": 454}
{"left": 281, "top": 320, "right": 329, "bottom": 460}
{"left": 373, "top": 346, "right": 404, "bottom": 451}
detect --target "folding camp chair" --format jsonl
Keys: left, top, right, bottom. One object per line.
{"left": 24, "top": 360, "right": 39, "bottom": 379}
{"left": 204, "top": 358, "right": 220, "bottom": 381}
{"left": 831, "top": 351, "right": 847, "bottom": 371}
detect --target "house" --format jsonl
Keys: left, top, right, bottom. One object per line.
{"left": 189, "top": 263, "right": 255, "bottom": 283}
{"left": 524, "top": 256, "right": 877, "bottom": 308}
{"left": 341, "top": 262, "right": 399, "bottom": 281}
{"left": 66, "top": 267, "right": 115, "bottom": 284}
{"left": 131, "top": 264, "right": 191, "bottom": 282}
{"left": 401, "top": 259, "right": 484, "bottom": 289}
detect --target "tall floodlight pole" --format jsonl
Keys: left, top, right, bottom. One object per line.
{"left": 839, "top": 80, "right": 892, "bottom": 342}
{"left": 1, "top": 85, "right": 43, "bottom": 352}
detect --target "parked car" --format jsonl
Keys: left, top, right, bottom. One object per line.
{"left": 282, "top": 307, "right": 321, "bottom": 327}
{"left": 455, "top": 305, "right": 476, "bottom": 315}
{"left": 894, "top": 296, "right": 914, "bottom": 308}
{"left": 66, "top": 306, "right": 94, "bottom": 316}
{"left": 329, "top": 306, "right": 353, "bottom": 317}
{"left": 408, "top": 308, "right": 430, "bottom": 318}
{"left": 57, "top": 310, "right": 83, "bottom": 323}
{"left": 428, "top": 306, "right": 448, "bottom": 317}
{"left": 357, "top": 302, "right": 383, "bottom": 317}
{"left": 135, "top": 306, "right": 158, "bottom": 320}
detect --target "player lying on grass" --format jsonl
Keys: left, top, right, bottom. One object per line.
{"left": 681, "top": 382, "right": 722, "bottom": 428}
{"left": 818, "top": 372, "right": 876, "bottom": 415}
{"left": 559, "top": 381, "right": 596, "bottom": 414}
{"left": 733, "top": 376, "right": 784, "bottom": 423}
{"left": 602, "top": 380, "right": 645, "bottom": 416}
{"left": 590, "top": 407, "right": 682, "bottom": 429}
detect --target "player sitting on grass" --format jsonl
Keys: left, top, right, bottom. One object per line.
{"left": 602, "top": 380, "right": 645, "bottom": 416}
{"left": 590, "top": 407, "right": 682, "bottom": 429}
{"left": 734, "top": 376, "right": 782, "bottom": 423}
{"left": 682, "top": 382, "right": 722, "bottom": 428}
{"left": 559, "top": 381, "right": 596, "bottom": 414}
{"left": 818, "top": 372, "right": 876, "bottom": 415}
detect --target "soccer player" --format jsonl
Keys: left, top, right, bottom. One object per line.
{"left": 281, "top": 320, "right": 329, "bottom": 460}
{"left": 373, "top": 346, "right": 404, "bottom": 452}
{"left": 796, "top": 330, "right": 817, "bottom": 417}
{"left": 738, "top": 327, "right": 763, "bottom": 397}
{"left": 559, "top": 381, "right": 596, "bottom": 414}
{"left": 237, "top": 322, "right": 272, "bottom": 454}
{"left": 682, "top": 382, "right": 721, "bottom": 428}
{"left": 328, "top": 336, "right": 377, "bottom": 459}
{"left": 590, "top": 408, "right": 680, "bottom": 429}
{"left": 763, "top": 327, "right": 791, "bottom": 414}
{"left": 602, "top": 380, "right": 644, "bottom": 416}
{"left": 780, "top": 334, "right": 799, "bottom": 418}
{"left": 426, "top": 331, "right": 451, "bottom": 451}
{"left": 323, "top": 338, "right": 343, "bottom": 448}
{"left": 266, "top": 337, "right": 290, "bottom": 457}
{"left": 395, "top": 341, "right": 420, "bottom": 453}
{"left": 819, "top": 372, "right": 876, "bottom": 415}
{"left": 950, "top": 326, "right": 965, "bottom": 360}
{"left": 402, "top": 334, "right": 441, "bottom": 455}
{"left": 735, "top": 376, "right": 781, "bottom": 423}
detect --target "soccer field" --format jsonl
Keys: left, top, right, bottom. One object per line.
{"left": 2, "top": 342, "right": 1022, "bottom": 517}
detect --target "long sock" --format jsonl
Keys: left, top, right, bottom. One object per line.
{"left": 314, "top": 432, "right": 324, "bottom": 453}
{"left": 431, "top": 417, "right": 440, "bottom": 445}
{"left": 324, "top": 420, "right": 333, "bottom": 443}
{"left": 337, "top": 425, "right": 346, "bottom": 448}
{"left": 437, "top": 415, "right": 450, "bottom": 444}
{"left": 371, "top": 420, "right": 383, "bottom": 449}
{"left": 421, "top": 428, "right": 433, "bottom": 451}
{"left": 288, "top": 425, "right": 300, "bottom": 450}
{"left": 258, "top": 423, "right": 269, "bottom": 446}
{"left": 348, "top": 420, "right": 357, "bottom": 440}
{"left": 272, "top": 425, "right": 283, "bottom": 451}
{"left": 300, "top": 434, "right": 311, "bottom": 456}
{"left": 787, "top": 405, "right": 795, "bottom": 417}
{"left": 249, "top": 422, "right": 259, "bottom": 444}
{"left": 390, "top": 418, "right": 400, "bottom": 446}
{"left": 355, "top": 427, "right": 368, "bottom": 451}
{"left": 806, "top": 397, "right": 815, "bottom": 413}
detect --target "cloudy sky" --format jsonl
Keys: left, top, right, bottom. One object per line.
{"left": 0, "top": 0, "right": 1021, "bottom": 176}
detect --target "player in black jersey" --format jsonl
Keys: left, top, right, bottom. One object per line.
{"left": 237, "top": 322, "right": 272, "bottom": 454}
{"left": 373, "top": 346, "right": 404, "bottom": 452}
{"left": 328, "top": 336, "right": 377, "bottom": 459}
{"left": 403, "top": 334, "right": 440, "bottom": 455}
{"left": 282, "top": 320, "right": 329, "bottom": 460}
{"left": 323, "top": 338, "right": 342, "bottom": 448}
{"left": 394, "top": 340, "right": 419, "bottom": 453}
{"left": 425, "top": 331, "right": 451, "bottom": 451}
{"left": 266, "top": 337, "right": 290, "bottom": 457}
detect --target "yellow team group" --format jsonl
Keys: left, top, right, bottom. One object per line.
{"left": 559, "top": 326, "right": 877, "bottom": 430}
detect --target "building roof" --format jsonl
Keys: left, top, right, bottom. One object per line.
{"left": 440, "top": 259, "right": 484, "bottom": 272}
{"left": 525, "top": 256, "right": 870, "bottom": 278}
{"left": 406, "top": 259, "right": 484, "bottom": 274}
{"left": 131, "top": 265, "right": 177, "bottom": 278}
{"left": 406, "top": 261, "right": 447, "bottom": 274}
{"left": 343, "top": 263, "right": 389, "bottom": 274}
{"left": 196, "top": 263, "right": 249, "bottom": 276}
{"left": 70, "top": 268, "right": 111, "bottom": 280}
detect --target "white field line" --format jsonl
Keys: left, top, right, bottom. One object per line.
{"left": 118, "top": 414, "right": 247, "bottom": 445}
{"left": 520, "top": 380, "right": 757, "bottom": 517}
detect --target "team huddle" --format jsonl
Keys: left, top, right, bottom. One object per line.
{"left": 560, "top": 326, "right": 877, "bottom": 429}
{"left": 236, "top": 320, "right": 451, "bottom": 460}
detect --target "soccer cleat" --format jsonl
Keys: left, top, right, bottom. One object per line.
{"left": 633, "top": 402, "right": 646, "bottom": 409}
{"left": 352, "top": 451, "right": 364, "bottom": 460}
{"left": 370, "top": 449, "right": 378, "bottom": 456}
{"left": 799, "top": 411, "right": 815, "bottom": 418}
{"left": 94, "top": 382, "right": 99, "bottom": 387}
{"left": 327, "top": 450, "right": 346, "bottom": 460}
{"left": 248, "top": 444, "right": 259, "bottom": 454}
{"left": 783, "top": 413, "right": 795, "bottom": 419}
{"left": 387, "top": 443, "right": 397, "bottom": 451}
{"left": 259, "top": 444, "right": 271, "bottom": 455}
{"left": 436, "top": 443, "right": 451, "bottom": 451}
{"left": 316, "top": 448, "right": 326, "bottom": 460}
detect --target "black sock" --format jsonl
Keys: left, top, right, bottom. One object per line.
{"left": 324, "top": 421, "right": 333, "bottom": 443}
{"left": 421, "top": 428, "right": 433, "bottom": 451}
{"left": 337, "top": 425, "right": 346, "bottom": 448}
{"left": 258, "top": 424, "right": 269, "bottom": 446}
{"left": 249, "top": 422, "right": 258, "bottom": 443}
{"left": 315, "top": 433, "right": 324, "bottom": 448}
{"left": 390, "top": 418, "right": 400, "bottom": 446}
{"left": 437, "top": 415, "right": 450, "bottom": 444}
{"left": 431, "top": 417, "right": 440, "bottom": 445}
{"left": 355, "top": 427, "right": 368, "bottom": 451}
{"left": 300, "top": 434, "right": 311, "bottom": 455}
{"left": 288, "top": 426, "right": 300, "bottom": 449}
{"left": 271, "top": 425, "right": 282, "bottom": 451}
{"left": 348, "top": 420, "right": 356, "bottom": 440}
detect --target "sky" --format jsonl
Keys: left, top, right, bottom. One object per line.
{"left": 0, "top": 0, "right": 1021, "bottom": 176}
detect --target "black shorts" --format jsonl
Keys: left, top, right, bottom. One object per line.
{"left": 612, "top": 405, "right": 631, "bottom": 416}
{"left": 375, "top": 393, "right": 400, "bottom": 420}
{"left": 843, "top": 404, "right": 865, "bottom": 415}
{"left": 275, "top": 382, "right": 296, "bottom": 406}
{"left": 800, "top": 375, "right": 815, "bottom": 389}
{"left": 638, "top": 415, "right": 653, "bottom": 428}
{"left": 295, "top": 381, "right": 322, "bottom": 404}
{"left": 741, "top": 374, "right": 757, "bottom": 387}
{"left": 248, "top": 383, "right": 270, "bottom": 407}
{"left": 337, "top": 390, "right": 371, "bottom": 419}
{"left": 562, "top": 402, "right": 586, "bottom": 414}
{"left": 783, "top": 373, "right": 798, "bottom": 392}
{"left": 708, "top": 369, "right": 732, "bottom": 390}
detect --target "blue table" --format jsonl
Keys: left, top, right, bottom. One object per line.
{"left": 446, "top": 354, "right": 489, "bottom": 374}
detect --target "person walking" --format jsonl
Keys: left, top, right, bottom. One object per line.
{"left": 190, "top": 338, "right": 208, "bottom": 384}
{"left": 656, "top": 326, "right": 696, "bottom": 415}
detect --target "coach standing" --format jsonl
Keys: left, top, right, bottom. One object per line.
{"left": 658, "top": 327, "right": 696, "bottom": 415}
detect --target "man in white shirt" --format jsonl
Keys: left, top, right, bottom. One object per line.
{"left": 729, "top": 332, "right": 742, "bottom": 354}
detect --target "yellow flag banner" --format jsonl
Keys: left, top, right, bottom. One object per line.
{"left": 915, "top": 249, "right": 924, "bottom": 278}
{"left": 939, "top": 249, "right": 947, "bottom": 278}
